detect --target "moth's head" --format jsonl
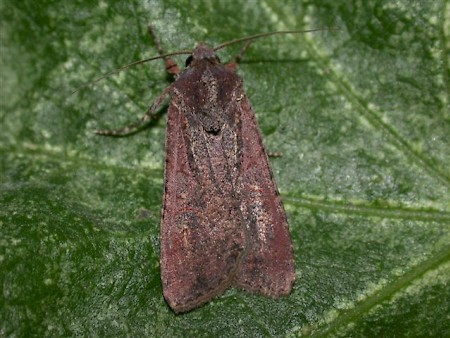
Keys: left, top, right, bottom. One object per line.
{"left": 186, "top": 43, "right": 221, "bottom": 67}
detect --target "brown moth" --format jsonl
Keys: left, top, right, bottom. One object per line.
{"left": 160, "top": 43, "right": 295, "bottom": 312}
{"left": 89, "top": 26, "right": 334, "bottom": 313}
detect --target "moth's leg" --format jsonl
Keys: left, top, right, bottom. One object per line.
{"left": 267, "top": 152, "right": 283, "bottom": 158}
{"left": 225, "top": 40, "right": 253, "bottom": 72}
{"left": 94, "top": 85, "right": 171, "bottom": 136}
{"left": 147, "top": 24, "right": 181, "bottom": 77}
{"left": 234, "top": 40, "right": 254, "bottom": 64}
{"left": 94, "top": 24, "right": 180, "bottom": 136}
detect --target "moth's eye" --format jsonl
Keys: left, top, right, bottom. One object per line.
{"left": 185, "top": 55, "right": 193, "bottom": 67}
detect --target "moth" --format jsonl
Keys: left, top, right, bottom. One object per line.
{"left": 88, "top": 26, "right": 333, "bottom": 313}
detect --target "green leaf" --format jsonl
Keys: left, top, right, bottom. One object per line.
{"left": 1, "top": 0, "right": 449, "bottom": 337}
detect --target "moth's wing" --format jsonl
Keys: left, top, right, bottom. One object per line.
{"left": 233, "top": 94, "right": 296, "bottom": 296}
{"left": 160, "top": 90, "right": 246, "bottom": 313}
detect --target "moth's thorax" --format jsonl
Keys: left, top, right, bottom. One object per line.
{"left": 173, "top": 49, "right": 242, "bottom": 135}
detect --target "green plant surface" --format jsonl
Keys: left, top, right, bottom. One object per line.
{"left": 1, "top": 0, "right": 449, "bottom": 337}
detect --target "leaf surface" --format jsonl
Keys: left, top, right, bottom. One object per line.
{"left": 1, "top": 0, "right": 449, "bottom": 336}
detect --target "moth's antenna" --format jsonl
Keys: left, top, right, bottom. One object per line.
{"left": 213, "top": 28, "right": 340, "bottom": 51}
{"left": 73, "top": 28, "right": 340, "bottom": 95}
{"left": 72, "top": 50, "right": 192, "bottom": 95}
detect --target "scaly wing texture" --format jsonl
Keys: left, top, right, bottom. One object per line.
{"left": 160, "top": 60, "right": 295, "bottom": 312}
{"left": 160, "top": 63, "right": 247, "bottom": 313}
{"left": 233, "top": 94, "right": 296, "bottom": 296}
